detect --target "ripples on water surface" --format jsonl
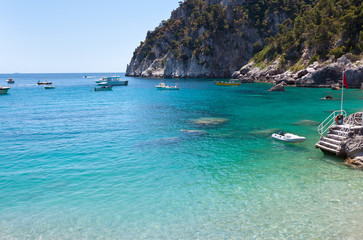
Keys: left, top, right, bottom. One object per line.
{"left": 1, "top": 73, "right": 363, "bottom": 239}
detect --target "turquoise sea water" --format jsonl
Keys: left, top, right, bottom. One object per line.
{"left": 0, "top": 73, "right": 363, "bottom": 239}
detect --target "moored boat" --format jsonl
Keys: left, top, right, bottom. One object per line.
{"left": 94, "top": 85, "right": 113, "bottom": 91}
{"left": 37, "top": 79, "right": 52, "bottom": 85}
{"left": 96, "top": 76, "right": 128, "bottom": 86}
{"left": 271, "top": 131, "right": 306, "bottom": 143}
{"left": 44, "top": 86, "right": 55, "bottom": 89}
{"left": 6, "top": 78, "right": 14, "bottom": 84}
{"left": 156, "top": 81, "right": 180, "bottom": 90}
{"left": 0, "top": 87, "right": 10, "bottom": 95}
{"left": 216, "top": 80, "right": 241, "bottom": 86}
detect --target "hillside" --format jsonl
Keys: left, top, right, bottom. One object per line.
{"left": 126, "top": 0, "right": 313, "bottom": 78}
{"left": 126, "top": 0, "right": 363, "bottom": 85}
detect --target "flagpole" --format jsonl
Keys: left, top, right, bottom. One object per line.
{"left": 341, "top": 72, "right": 344, "bottom": 115}
{"left": 340, "top": 72, "right": 344, "bottom": 115}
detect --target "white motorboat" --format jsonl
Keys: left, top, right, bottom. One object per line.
{"left": 94, "top": 85, "right": 113, "bottom": 91}
{"left": 6, "top": 78, "right": 14, "bottom": 84}
{"left": 156, "top": 81, "right": 180, "bottom": 90}
{"left": 272, "top": 131, "right": 306, "bottom": 143}
{"left": 96, "top": 76, "right": 128, "bottom": 86}
{"left": 0, "top": 87, "right": 10, "bottom": 95}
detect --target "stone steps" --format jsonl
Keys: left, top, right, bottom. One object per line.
{"left": 326, "top": 133, "right": 346, "bottom": 141}
{"left": 315, "top": 127, "right": 349, "bottom": 155}
{"left": 316, "top": 112, "right": 363, "bottom": 157}
{"left": 317, "top": 140, "right": 340, "bottom": 151}
{"left": 315, "top": 143, "right": 340, "bottom": 154}
{"left": 321, "top": 136, "right": 341, "bottom": 145}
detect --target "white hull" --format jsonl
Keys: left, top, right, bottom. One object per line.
{"left": 0, "top": 87, "right": 10, "bottom": 94}
{"left": 156, "top": 81, "right": 179, "bottom": 90}
{"left": 272, "top": 133, "right": 306, "bottom": 143}
{"left": 97, "top": 80, "right": 128, "bottom": 86}
{"left": 95, "top": 76, "right": 128, "bottom": 86}
{"left": 156, "top": 87, "right": 180, "bottom": 90}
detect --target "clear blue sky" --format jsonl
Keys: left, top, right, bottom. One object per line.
{"left": 0, "top": 0, "right": 180, "bottom": 73}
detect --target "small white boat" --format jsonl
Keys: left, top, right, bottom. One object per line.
{"left": 6, "top": 78, "right": 14, "bottom": 84}
{"left": 96, "top": 76, "right": 128, "bottom": 86}
{"left": 44, "top": 86, "right": 55, "bottom": 89}
{"left": 272, "top": 131, "right": 306, "bottom": 143}
{"left": 94, "top": 85, "right": 113, "bottom": 91}
{"left": 156, "top": 81, "right": 180, "bottom": 90}
{"left": 0, "top": 87, "right": 10, "bottom": 94}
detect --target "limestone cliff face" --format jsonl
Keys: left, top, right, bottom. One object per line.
{"left": 126, "top": 0, "right": 293, "bottom": 78}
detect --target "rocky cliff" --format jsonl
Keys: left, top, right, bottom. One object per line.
{"left": 126, "top": 0, "right": 310, "bottom": 78}
{"left": 127, "top": 0, "right": 362, "bottom": 85}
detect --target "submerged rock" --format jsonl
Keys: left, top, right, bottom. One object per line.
{"left": 192, "top": 117, "right": 228, "bottom": 126}
{"left": 345, "top": 156, "right": 363, "bottom": 169}
{"left": 294, "top": 119, "right": 320, "bottom": 126}
{"left": 249, "top": 128, "right": 280, "bottom": 136}
{"left": 180, "top": 129, "right": 208, "bottom": 135}
{"left": 268, "top": 83, "right": 285, "bottom": 92}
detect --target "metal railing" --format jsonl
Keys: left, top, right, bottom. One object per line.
{"left": 318, "top": 111, "right": 363, "bottom": 137}
{"left": 318, "top": 110, "right": 347, "bottom": 137}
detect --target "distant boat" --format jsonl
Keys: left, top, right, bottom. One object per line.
{"left": 271, "top": 131, "right": 306, "bottom": 143}
{"left": 156, "top": 81, "right": 180, "bottom": 90}
{"left": 6, "top": 78, "right": 14, "bottom": 84}
{"left": 94, "top": 85, "right": 113, "bottom": 91}
{"left": 0, "top": 87, "right": 10, "bottom": 95}
{"left": 216, "top": 80, "right": 241, "bottom": 86}
{"left": 44, "top": 86, "right": 55, "bottom": 89}
{"left": 37, "top": 79, "right": 52, "bottom": 85}
{"left": 95, "top": 76, "right": 128, "bottom": 86}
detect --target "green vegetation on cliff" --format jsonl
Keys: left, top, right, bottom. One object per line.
{"left": 127, "top": 0, "right": 363, "bottom": 78}
{"left": 255, "top": 0, "right": 363, "bottom": 69}
{"left": 133, "top": 0, "right": 314, "bottom": 63}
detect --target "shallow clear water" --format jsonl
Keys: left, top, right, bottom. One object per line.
{"left": 0, "top": 73, "right": 363, "bottom": 239}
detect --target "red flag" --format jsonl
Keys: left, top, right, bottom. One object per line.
{"left": 343, "top": 73, "right": 349, "bottom": 89}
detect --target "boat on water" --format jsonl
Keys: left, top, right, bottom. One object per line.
{"left": 6, "top": 78, "right": 14, "bottom": 84}
{"left": 37, "top": 79, "right": 52, "bottom": 85}
{"left": 95, "top": 76, "right": 128, "bottom": 86}
{"left": 156, "top": 81, "right": 180, "bottom": 90}
{"left": 216, "top": 80, "right": 241, "bottom": 86}
{"left": 0, "top": 87, "right": 10, "bottom": 95}
{"left": 44, "top": 86, "right": 55, "bottom": 89}
{"left": 94, "top": 85, "right": 113, "bottom": 91}
{"left": 272, "top": 131, "right": 306, "bottom": 143}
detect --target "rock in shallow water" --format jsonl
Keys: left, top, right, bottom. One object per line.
{"left": 345, "top": 157, "right": 363, "bottom": 169}
{"left": 249, "top": 128, "right": 280, "bottom": 136}
{"left": 268, "top": 83, "right": 285, "bottom": 92}
{"left": 294, "top": 120, "right": 320, "bottom": 126}
{"left": 180, "top": 129, "right": 208, "bottom": 135}
{"left": 192, "top": 117, "right": 228, "bottom": 126}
